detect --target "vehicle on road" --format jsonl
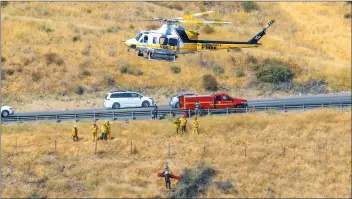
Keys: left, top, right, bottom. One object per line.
{"left": 104, "top": 91, "right": 155, "bottom": 109}
{"left": 179, "top": 93, "right": 247, "bottom": 110}
{"left": 1, "top": 105, "right": 15, "bottom": 117}
{"left": 169, "top": 92, "right": 196, "bottom": 108}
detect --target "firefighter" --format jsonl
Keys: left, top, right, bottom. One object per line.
{"left": 153, "top": 104, "right": 158, "bottom": 120}
{"left": 106, "top": 121, "right": 112, "bottom": 140}
{"left": 91, "top": 121, "right": 98, "bottom": 141}
{"left": 101, "top": 122, "right": 108, "bottom": 140}
{"left": 72, "top": 125, "right": 78, "bottom": 142}
{"left": 180, "top": 117, "right": 187, "bottom": 134}
{"left": 195, "top": 101, "right": 201, "bottom": 116}
{"left": 192, "top": 117, "right": 199, "bottom": 135}
{"left": 174, "top": 117, "right": 181, "bottom": 135}
{"left": 164, "top": 162, "right": 171, "bottom": 189}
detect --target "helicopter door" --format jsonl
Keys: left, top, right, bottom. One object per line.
{"left": 159, "top": 37, "right": 178, "bottom": 52}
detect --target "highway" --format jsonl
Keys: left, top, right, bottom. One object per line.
{"left": 1, "top": 92, "right": 351, "bottom": 123}
{"left": 12, "top": 92, "right": 352, "bottom": 116}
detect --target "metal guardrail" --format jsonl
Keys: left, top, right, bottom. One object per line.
{"left": 1, "top": 103, "right": 351, "bottom": 124}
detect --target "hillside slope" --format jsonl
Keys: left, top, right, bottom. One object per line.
{"left": 1, "top": 109, "right": 351, "bottom": 198}
{"left": 1, "top": 2, "right": 351, "bottom": 107}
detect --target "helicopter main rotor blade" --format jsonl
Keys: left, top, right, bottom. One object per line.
{"left": 178, "top": 19, "right": 231, "bottom": 24}
{"left": 176, "top": 11, "right": 213, "bottom": 19}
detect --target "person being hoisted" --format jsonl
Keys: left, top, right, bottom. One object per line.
{"left": 157, "top": 162, "right": 180, "bottom": 189}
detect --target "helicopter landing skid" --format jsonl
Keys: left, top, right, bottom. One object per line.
{"left": 142, "top": 57, "right": 177, "bottom": 62}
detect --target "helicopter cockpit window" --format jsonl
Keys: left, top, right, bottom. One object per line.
{"left": 135, "top": 33, "right": 142, "bottom": 41}
{"left": 168, "top": 38, "right": 178, "bottom": 46}
{"left": 142, "top": 35, "right": 148, "bottom": 43}
{"left": 159, "top": 37, "right": 168, "bottom": 45}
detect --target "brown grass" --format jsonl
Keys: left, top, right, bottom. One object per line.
{"left": 1, "top": 2, "right": 351, "bottom": 106}
{"left": 1, "top": 109, "right": 351, "bottom": 198}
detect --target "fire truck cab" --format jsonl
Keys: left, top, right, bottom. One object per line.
{"left": 179, "top": 93, "right": 247, "bottom": 110}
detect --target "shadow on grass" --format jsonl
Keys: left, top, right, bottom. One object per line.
{"left": 169, "top": 163, "right": 216, "bottom": 198}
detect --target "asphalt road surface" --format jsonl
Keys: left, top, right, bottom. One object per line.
{"left": 11, "top": 92, "right": 351, "bottom": 116}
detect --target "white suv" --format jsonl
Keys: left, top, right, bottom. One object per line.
{"left": 1, "top": 105, "right": 15, "bottom": 117}
{"left": 104, "top": 91, "right": 154, "bottom": 109}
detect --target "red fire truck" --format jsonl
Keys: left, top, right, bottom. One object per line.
{"left": 179, "top": 93, "right": 247, "bottom": 110}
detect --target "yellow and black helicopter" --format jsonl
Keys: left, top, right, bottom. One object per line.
{"left": 124, "top": 11, "right": 275, "bottom": 62}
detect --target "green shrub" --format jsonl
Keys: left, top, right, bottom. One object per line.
{"left": 202, "top": 25, "right": 215, "bottom": 34}
{"left": 44, "top": 53, "right": 58, "bottom": 65}
{"left": 31, "top": 71, "right": 42, "bottom": 82}
{"left": 102, "top": 74, "right": 115, "bottom": 86}
{"left": 81, "top": 69, "right": 91, "bottom": 76}
{"left": 75, "top": 85, "right": 85, "bottom": 95}
{"left": 119, "top": 63, "right": 130, "bottom": 74}
{"left": 106, "top": 26, "right": 120, "bottom": 33}
{"left": 1, "top": 1, "right": 9, "bottom": 9}
{"left": 45, "top": 28, "right": 53, "bottom": 33}
{"left": 212, "top": 63, "right": 224, "bottom": 75}
{"left": 255, "top": 60, "right": 293, "bottom": 84}
{"left": 202, "top": 74, "right": 218, "bottom": 91}
{"left": 235, "top": 68, "right": 245, "bottom": 77}
{"left": 4, "top": 69, "right": 14, "bottom": 76}
{"left": 242, "top": 2, "right": 258, "bottom": 12}
{"left": 170, "top": 65, "right": 181, "bottom": 74}
{"left": 72, "top": 35, "right": 81, "bottom": 42}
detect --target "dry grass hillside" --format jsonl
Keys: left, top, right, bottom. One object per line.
{"left": 1, "top": 109, "right": 351, "bottom": 198}
{"left": 1, "top": 2, "right": 351, "bottom": 109}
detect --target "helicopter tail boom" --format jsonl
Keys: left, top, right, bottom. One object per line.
{"left": 248, "top": 20, "right": 275, "bottom": 44}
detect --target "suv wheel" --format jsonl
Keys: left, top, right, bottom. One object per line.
{"left": 175, "top": 102, "right": 179, "bottom": 108}
{"left": 142, "top": 101, "right": 150, "bottom": 107}
{"left": 112, "top": 103, "right": 120, "bottom": 109}
{"left": 1, "top": 110, "right": 9, "bottom": 117}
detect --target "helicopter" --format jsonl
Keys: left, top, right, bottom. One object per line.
{"left": 124, "top": 11, "right": 275, "bottom": 62}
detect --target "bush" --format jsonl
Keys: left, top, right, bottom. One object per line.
{"left": 202, "top": 25, "right": 215, "bottom": 34}
{"left": 170, "top": 65, "right": 181, "bottom": 74}
{"left": 81, "top": 69, "right": 91, "bottom": 76}
{"left": 295, "top": 78, "right": 329, "bottom": 95}
{"left": 235, "top": 68, "right": 245, "bottom": 77}
{"left": 211, "top": 63, "right": 224, "bottom": 75}
{"left": 17, "top": 67, "right": 23, "bottom": 73}
{"left": 255, "top": 60, "right": 293, "bottom": 84}
{"left": 55, "top": 58, "right": 64, "bottom": 66}
{"left": 23, "top": 58, "right": 31, "bottom": 66}
{"left": 129, "top": 24, "right": 135, "bottom": 29}
{"left": 119, "top": 63, "right": 130, "bottom": 74}
{"left": 75, "top": 85, "right": 85, "bottom": 95}
{"left": 31, "top": 71, "right": 42, "bottom": 82}
{"left": 45, "top": 28, "right": 53, "bottom": 33}
{"left": 1, "top": 57, "right": 6, "bottom": 62}
{"left": 106, "top": 26, "right": 120, "bottom": 33}
{"left": 4, "top": 69, "right": 14, "bottom": 76}
{"left": 102, "top": 74, "right": 115, "bottom": 86}
{"left": 215, "top": 180, "right": 236, "bottom": 194}
{"left": 202, "top": 74, "right": 218, "bottom": 91}
{"left": 130, "top": 68, "right": 143, "bottom": 76}
{"left": 1, "top": 1, "right": 9, "bottom": 9}
{"left": 82, "top": 44, "right": 91, "bottom": 56}
{"left": 72, "top": 35, "right": 81, "bottom": 42}
{"left": 344, "top": 13, "right": 352, "bottom": 19}
{"left": 242, "top": 2, "right": 258, "bottom": 12}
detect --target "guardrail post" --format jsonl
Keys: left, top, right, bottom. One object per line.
{"left": 226, "top": 107, "right": 229, "bottom": 114}
{"left": 17, "top": 115, "right": 19, "bottom": 122}
{"left": 112, "top": 112, "right": 115, "bottom": 120}
{"left": 94, "top": 111, "right": 96, "bottom": 121}
{"left": 321, "top": 104, "right": 324, "bottom": 108}
{"left": 131, "top": 111, "right": 134, "bottom": 120}
{"left": 169, "top": 108, "right": 171, "bottom": 115}
{"left": 264, "top": 106, "right": 267, "bottom": 111}
{"left": 150, "top": 110, "right": 153, "bottom": 117}
{"left": 75, "top": 114, "right": 77, "bottom": 121}
{"left": 303, "top": 105, "right": 305, "bottom": 111}
{"left": 36, "top": 115, "right": 38, "bottom": 121}
{"left": 56, "top": 114, "right": 58, "bottom": 121}
{"left": 245, "top": 106, "right": 248, "bottom": 113}
{"left": 340, "top": 103, "right": 343, "bottom": 111}
{"left": 283, "top": 105, "right": 285, "bottom": 111}
{"left": 188, "top": 109, "right": 191, "bottom": 118}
